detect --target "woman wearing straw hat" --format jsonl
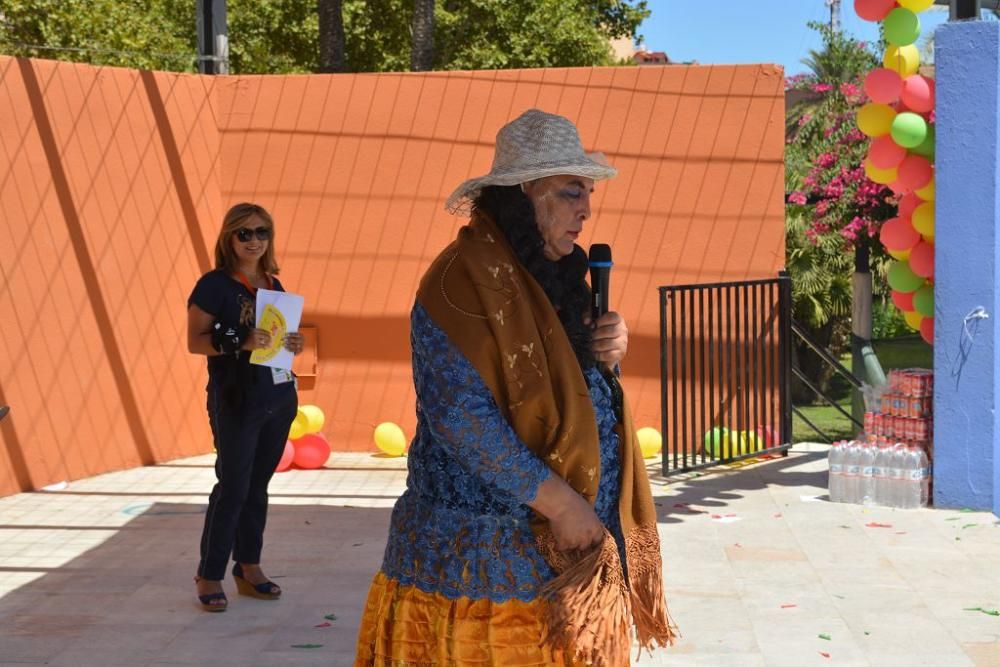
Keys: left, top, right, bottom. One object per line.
{"left": 354, "top": 109, "right": 675, "bottom": 665}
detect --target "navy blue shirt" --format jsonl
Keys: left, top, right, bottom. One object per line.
{"left": 188, "top": 269, "right": 296, "bottom": 408}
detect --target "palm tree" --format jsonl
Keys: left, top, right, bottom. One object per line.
{"left": 411, "top": 0, "right": 435, "bottom": 71}
{"left": 318, "top": 0, "right": 347, "bottom": 72}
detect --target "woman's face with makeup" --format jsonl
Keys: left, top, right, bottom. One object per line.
{"left": 521, "top": 175, "right": 595, "bottom": 260}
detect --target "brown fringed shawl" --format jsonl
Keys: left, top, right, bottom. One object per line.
{"left": 416, "top": 214, "right": 676, "bottom": 665}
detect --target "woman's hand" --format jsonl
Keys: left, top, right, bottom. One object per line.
{"left": 589, "top": 311, "right": 628, "bottom": 371}
{"left": 529, "top": 475, "right": 604, "bottom": 552}
{"left": 548, "top": 492, "right": 605, "bottom": 552}
{"left": 241, "top": 328, "right": 272, "bottom": 351}
{"left": 283, "top": 332, "right": 305, "bottom": 355}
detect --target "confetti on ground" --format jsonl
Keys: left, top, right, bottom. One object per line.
{"left": 945, "top": 517, "right": 960, "bottom": 522}
{"left": 734, "top": 543, "right": 743, "bottom": 548}
{"left": 834, "top": 594, "right": 846, "bottom": 599}
{"left": 955, "top": 537, "right": 962, "bottom": 541}
{"left": 324, "top": 613, "right": 338, "bottom": 621}
{"left": 895, "top": 531, "right": 907, "bottom": 535}
{"left": 711, "top": 514, "right": 742, "bottom": 523}
{"left": 865, "top": 522, "right": 893, "bottom": 529}
{"left": 314, "top": 622, "right": 332, "bottom": 628}
{"left": 964, "top": 607, "right": 1000, "bottom": 616}
{"left": 819, "top": 633, "right": 832, "bottom": 641}
{"left": 962, "top": 524, "right": 978, "bottom": 529}
{"left": 780, "top": 604, "right": 797, "bottom": 609}
{"left": 819, "top": 652, "right": 831, "bottom": 658}
{"left": 864, "top": 631, "right": 871, "bottom": 636}
{"left": 291, "top": 644, "right": 323, "bottom": 649}
{"left": 773, "top": 513, "right": 783, "bottom": 518}
{"left": 961, "top": 508, "right": 974, "bottom": 513}
{"left": 839, "top": 525, "right": 852, "bottom": 529}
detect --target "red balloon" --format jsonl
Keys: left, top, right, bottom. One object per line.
{"left": 898, "top": 192, "right": 922, "bottom": 219}
{"left": 756, "top": 424, "right": 778, "bottom": 447}
{"left": 901, "top": 75, "right": 935, "bottom": 113}
{"left": 920, "top": 317, "right": 934, "bottom": 345}
{"left": 869, "top": 135, "right": 907, "bottom": 169}
{"left": 898, "top": 155, "right": 933, "bottom": 191}
{"left": 865, "top": 68, "right": 903, "bottom": 104}
{"left": 880, "top": 217, "right": 920, "bottom": 251}
{"left": 909, "top": 240, "right": 935, "bottom": 278}
{"left": 275, "top": 440, "right": 295, "bottom": 473}
{"left": 291, "top": 433, "right": 330, "bottom": 470}
{"left": 854, "top": 0, "right": 896, "bottom": 22}
{"left": 891, "top": 290, "right": 915, "bottom": 311}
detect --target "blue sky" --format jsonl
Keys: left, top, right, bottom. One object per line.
{"left": 639, "top": 0, "right": 952, "bottom": 76}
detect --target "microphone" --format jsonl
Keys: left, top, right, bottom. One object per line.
{"left": 589, "top": 244, "right": 612, "bottom": 321}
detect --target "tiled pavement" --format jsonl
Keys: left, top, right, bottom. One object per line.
{"left": 0, "top": 444, "right": 998, "bottom": 666}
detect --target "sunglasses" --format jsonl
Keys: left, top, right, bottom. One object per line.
{"left": 234, "top": 226, "right": 272, "bottom": 242}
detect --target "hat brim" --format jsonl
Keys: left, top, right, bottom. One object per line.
{"left": 445, "top": 152, "right": 617, "bottom": 215}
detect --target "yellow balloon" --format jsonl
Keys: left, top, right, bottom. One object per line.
{"left": 743, "top": 430, "right": 762, "bottom": 453}
{"left": 915, "top": 178, "right": 935, "bottom": 201}
{"left": 902, "top": 310, "right": 923, "bottom": 331}
{"left": 911, "top": 202, "right": 935, "bottom": 239}
{"left": 374, "top": 422, "right": 407, "bottom": 456}
{"left": 288, "top": 413, "right": 308, "bottom": 440}
{"left": 864, "top": 158, "right": 898, "bottom": 185}
{"left": 636, "top": 427, "right": 662, "bottom": 459}
{"left": 887, "top": 247, "right": 911, "bottom": 261}
{"left": 856, "top": 103, "right": 897, "bottom": 137}
{"left": 298, "top": 405, "right": 325, "bottom": 434}
{"left": 883, "top": 44, "right": 920, "bottom": 77}
{"left": 898, "top": 0, "right": 934, "bottom": 12}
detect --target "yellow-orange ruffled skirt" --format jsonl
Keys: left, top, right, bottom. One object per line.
{"left": 354, "top": 571, "right": 587, "bottom": 666}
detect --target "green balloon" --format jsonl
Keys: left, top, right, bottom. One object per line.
{"left": 913, "top": 285, "right": 935, "bottom": 317}
{"left": 912, "top": 125, "right": 935, "bottom": 159}
{"left": 888, "top": 260, "right": 924, "bottom": 293}
{"left": 891, "top": 112, "right": 928, "bottom": 149}
{"left": 704, "top": 427, "right": 728, "bottom": 457}
{"left": 884, "top": 8, "right": 921, "bottom": 47}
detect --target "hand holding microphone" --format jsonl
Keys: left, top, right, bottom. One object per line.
{"left": 587, "top": 244, "right": 628, "bottom": 370}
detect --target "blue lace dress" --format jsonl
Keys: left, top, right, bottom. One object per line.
{"left": 378, "top": 302, "right": 625, "bottom": 602}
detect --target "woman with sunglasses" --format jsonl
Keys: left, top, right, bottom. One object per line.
{"left": 186, "top": 202, "right": 305, "bottom": 612}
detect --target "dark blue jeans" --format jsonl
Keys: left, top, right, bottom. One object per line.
{"left": 197, "top": 385, "right": 298, "bottom": 580}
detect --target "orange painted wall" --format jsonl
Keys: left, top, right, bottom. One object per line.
{"left": 0, "top": 58, "right": 784, "bottom": 496}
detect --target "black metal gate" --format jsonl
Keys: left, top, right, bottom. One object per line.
{"left": 659, "top": 274, "right": 793, "bottom": 474}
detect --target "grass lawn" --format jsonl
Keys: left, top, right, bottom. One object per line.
{"left": 793, "top": 335, "right": 931, "bottom": 443}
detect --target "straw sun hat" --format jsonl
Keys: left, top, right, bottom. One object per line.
{"left": 445, "top": 108, "right": 618, "bottom": 215}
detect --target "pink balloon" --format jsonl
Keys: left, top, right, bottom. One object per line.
{"left": 854, "top": 0, "right": 896, "bottom": 22}
{"left": 901, "top": 76, "right": 935, "bottom": 113}
{"left": 291, "top": 433, "right": 330, "bottom": 470}
{"left": 891, "top": 290, "right": 915, "bottom": 312}
{"left": 880, "top": 216, "right": 920, "bottom": 251}
{"left": 909, "top": 240, "right": 935, "bottom": 278}
{"left": 275, "top": 440, "right": 295, "bottom": 473}
{"left": 920, "top": 317, "right": 934, "bottom": 345}
{"left": 869, "top": 135, "right": 907, "bottom": 169}
{"left": 898, "top": 192, "right": 922, "bottom": 219}
{"left": 865, "top": 68, "right": 903, "bottom": 104}
{"left": 898, "top": 155, "right": 933, "bottom": 191}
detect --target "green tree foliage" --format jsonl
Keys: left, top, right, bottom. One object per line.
{"left": 0, "top": 0, "right": 197, "bottom": 70}
{"left": 784, "top": 24, "right": 901, "bottom": 402}
{"left": 0, "top": 1, "right": 648, "bottom": 73}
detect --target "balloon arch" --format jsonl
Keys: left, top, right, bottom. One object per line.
{"left": 854, "top": 0, "right": 937, "bottom": 345}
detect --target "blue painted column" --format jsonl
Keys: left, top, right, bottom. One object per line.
{"left": 935, "top": 21, "right": 1000, "bottom": 516}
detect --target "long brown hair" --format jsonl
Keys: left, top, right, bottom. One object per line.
{"left": 213, "top": 202, "right": 280, "bottom": 276}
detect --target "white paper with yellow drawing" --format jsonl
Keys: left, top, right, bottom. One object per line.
{"left": 251, "top": 288, "right": 304, "bottom": 371}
